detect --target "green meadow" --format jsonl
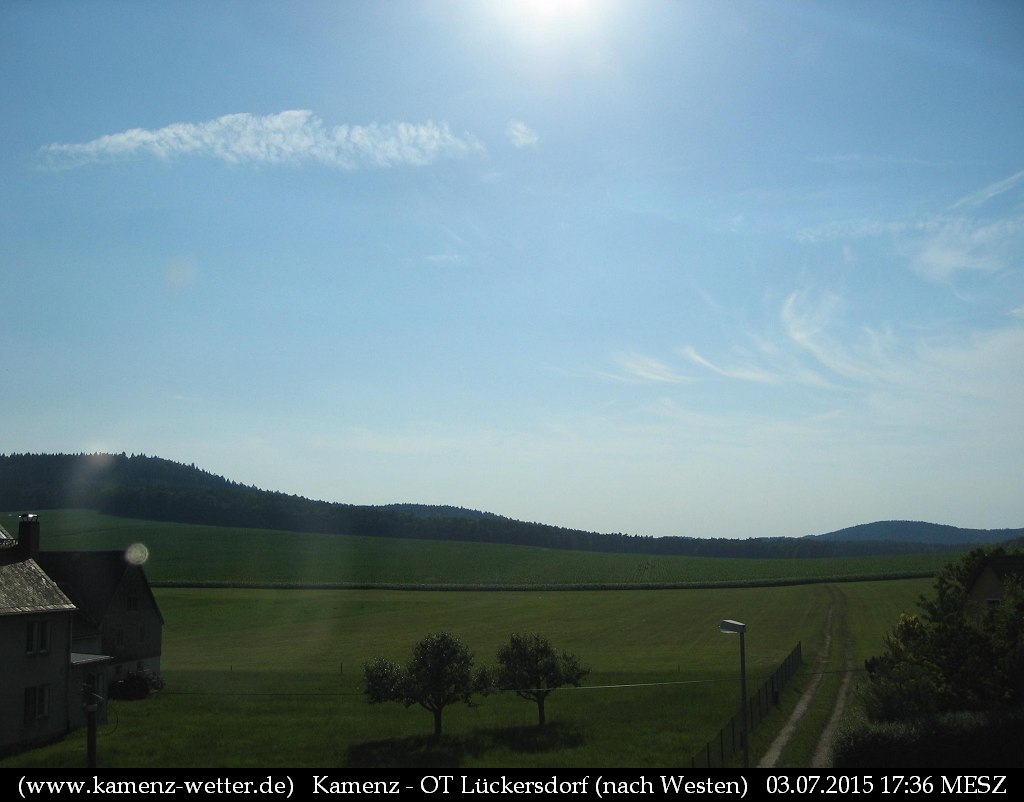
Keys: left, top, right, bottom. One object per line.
{"left": 17, "top": 509, "right": 950, "bottom": 586}
{"left": 1, "top": 509, "right": 943, "bottom": 767}
{"left": 2, "top": 579, "right": 932, "bottom": 768}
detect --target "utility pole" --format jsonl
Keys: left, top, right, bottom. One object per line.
{"left": 83, "top": 678, "right": 98, "bottom": 769}
{"left": 719, "top": 619, "right": 749, "bottom": 769}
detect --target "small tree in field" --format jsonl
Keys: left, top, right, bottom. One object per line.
{"left": 363, "top": 631, "right": 479, "bottom": 736}
{"left": 493, "top": 632, "right": 588, "bottom": 726}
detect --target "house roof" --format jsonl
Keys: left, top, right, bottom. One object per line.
{"left": 35, "top": 550, "right": 165, "bottom": 626}
{"left": 71, "top": 652, "right": 113, "bottom": 667}
{"left": 965, "top": 552, "right": 1024, "bottom": 597}
{"left": 984, "top": 554, "right": 1024, "bottom": 582}
{"left": 0, "top": 545, "right": 76, "bottom": 616}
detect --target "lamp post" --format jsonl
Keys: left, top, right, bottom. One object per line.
{"left": 719, "top": 619, "right": 748, "bottom": 768}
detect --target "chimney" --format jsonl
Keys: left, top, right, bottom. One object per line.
{"left": 19, "top": 513, "right": 40, "bottom": 560}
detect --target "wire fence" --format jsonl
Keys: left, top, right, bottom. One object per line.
{"left": 686, "top": 641, "right": 803, "bottom": 768}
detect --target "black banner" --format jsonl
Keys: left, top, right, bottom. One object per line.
{"left": 4, "top": 769, "right": 1015, "bottom": 800}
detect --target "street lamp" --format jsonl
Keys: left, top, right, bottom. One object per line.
{"left": 719, "top": 619, "right": 748, "bottom": 768}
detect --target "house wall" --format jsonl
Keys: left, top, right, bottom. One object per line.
{"left": 101, "top": 567, "right": 162, "bottom": 677}
{"left": 70, "top": 621, "right": 103, "bottom": 655}
{"left": 966, "top": 565, "right": 1006, "bottom": 607}
{"left": 0, "top": 611, "right": 73, "bottom": 753}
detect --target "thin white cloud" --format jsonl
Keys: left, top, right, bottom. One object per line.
{"left": 41, "top": 110, "right": 485, "bottom": 170}
{"left": 679, "top": 345, "right": 778, "bottom": 383}
{"left": 793, "top": 218, "right": 919, "bottom": 244}
{"left": 807, "top": 153, "right": 950, "bottom": 168}
{"left": 608, "top": 295, "right": 1024, "bottom": 457}
{"left": 780, "top": 291, "right": 902, "bottom": 385}
{"left": 909, "top": 216, "right": 1023, "bottom": 282}
{"left": 950, "top": 169, "right": 1024, "bottom": 210}
{"left": 506, "top": 119, "right": 539, "bottom": 149}
{"left": 608, "top": 353, "right": 692, "bottom": 384}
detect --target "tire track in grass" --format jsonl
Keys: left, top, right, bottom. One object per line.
{"left": 758, "top": 584, "right": 844, "bottom": 768}
{"left": 810, "top": 589, "right": 854, "bottom": 768}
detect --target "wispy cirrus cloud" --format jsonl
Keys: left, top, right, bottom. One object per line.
{"left": 604, "top": 353, "right": 692, "bottom": 384}
{"left": 599, "top": 290, "right": 1024, "bottom": 456}
{"left": 908, "top": 215, "right": 1023, "bottom": 282}
{"left": 779, "top": 291, "right": 904, "bottom": 385}
{"left": 806, "top": 152, "right": 950, "bottom": 168}
{"left": 506, "top": 119, "right": 539, "bottom": 149}
{"left": 793, "top": 217, "right": 919, "bottom": 244}
{"left": 794, "top": 168, "right": 1024, "bottom": 285}
{"left": 40, "top": 110, "right": 485, "bottom": 170}
{"left": 950, "top": 169, "right": 1024, "bottom": 210}
{"left": 678, "top": 345, "right": 778, "bottom": 383}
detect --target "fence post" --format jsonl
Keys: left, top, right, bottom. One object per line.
{"left": 685, "top": 641, "right": 804, "bottom": 767}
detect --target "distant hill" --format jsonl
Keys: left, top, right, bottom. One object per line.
{"left": 806, "top": 520, "right": 1024, "bottom": 545}
{"left": 1, "top": 452, "right": 1018, "bottom": 559}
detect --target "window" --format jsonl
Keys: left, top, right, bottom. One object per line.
{"left": 25, "top": 620, "right": 51, "bottom": 655}
{"left": 127, "top": 595, "right": 139, "bottom": 612}
{"left": 23, "top": 685, "right": 50, "bottom": 723}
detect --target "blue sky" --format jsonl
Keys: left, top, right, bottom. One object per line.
{"left": 3, "top": 1, "right": 1023, "bottom": 538}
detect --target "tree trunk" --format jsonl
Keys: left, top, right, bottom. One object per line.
{"left": 433, "top": 707, "right": 443, "bottom": 737}
{"left": 537, "top": 695, "right": 546, "bottom": 727}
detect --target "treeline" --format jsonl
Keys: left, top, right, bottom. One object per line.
{"left": 0, "top": 452, "right": 982, "bottom": 559}
{"left": 834, "top": 547, "right": 1024, "bottom": 767}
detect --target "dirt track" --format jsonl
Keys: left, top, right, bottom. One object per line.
{"left": 758, "top": 584, "right": 852, "bottom": 768}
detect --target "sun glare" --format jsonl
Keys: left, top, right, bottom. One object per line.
{"left": 519, "top": 0, "right": 591, "bottom": 23}
{"left": 495, "top": 0, "right": 602, "bottom": 44}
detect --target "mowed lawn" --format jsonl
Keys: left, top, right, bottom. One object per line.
{"left": 2, "top": 579, "right": 931, "bottom": 768}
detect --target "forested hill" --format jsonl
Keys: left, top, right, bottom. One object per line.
{"left": 1, "top": 453, "right": 1017, "bottom": 558}
{"left": 805, "top": 520, "right": 1024, "bottom": 545}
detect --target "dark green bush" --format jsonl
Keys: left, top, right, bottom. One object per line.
{"left": 833, "top": 708, "right": 1024, "bottom": 768}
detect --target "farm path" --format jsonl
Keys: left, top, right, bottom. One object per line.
{"left": 758, "top": 584, "right": 847, "bottom": 768}
{"left": 810, "top": 629, "right": 855, "bottom": 767}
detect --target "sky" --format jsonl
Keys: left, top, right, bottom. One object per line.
{"left": 2, "top": 1, "right": 1023, "bottom": 539}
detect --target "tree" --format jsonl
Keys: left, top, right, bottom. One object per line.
{"left": 492, "top": 632, "right": 589, "bottom": 726}
{"left": 862, "top": 547, "right": 1024, "bottom": 722}
{"left": 363, "top": 631, "right": 480, "bottom": 736}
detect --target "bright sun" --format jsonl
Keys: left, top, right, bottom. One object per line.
{"left": 517, "top": 0, "right": 591, "bottom": 23}
{"left": 495, "top": 0, "right": 601, "bottom": 43}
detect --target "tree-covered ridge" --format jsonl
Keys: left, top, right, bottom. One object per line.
{"left": 807, "top": 520, "right": 1023, "bottom": 546}
{"left": 1, "top": 453, "right": 1017, "bottom": 559}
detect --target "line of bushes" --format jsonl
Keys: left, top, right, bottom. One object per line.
{"left": 832, "top": 708, "right": 1024, "bottom": 768}
{"left": 838, "top": 547, "right": 1023, "bottom": 767}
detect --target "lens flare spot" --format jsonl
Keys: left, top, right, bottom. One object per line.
{"left": 125, "top": 543, "right": 150, "bottom": 565}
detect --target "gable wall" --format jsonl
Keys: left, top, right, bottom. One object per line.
{"left": 102, "top": 567, "right": 163, "bottom": 674}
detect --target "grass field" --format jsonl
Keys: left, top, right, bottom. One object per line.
{"left": 0, "top": 578, "right": 933, "bottom": 768}
{"left": 9, "top": 509, "right": 953, "bottom": 587}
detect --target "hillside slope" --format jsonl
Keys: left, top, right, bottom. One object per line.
{"left": 2, "top": 452, "right": 1017, "bottom": 557}
{"left": 806, "top": 520, "right": 1023, "bottom": 545}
